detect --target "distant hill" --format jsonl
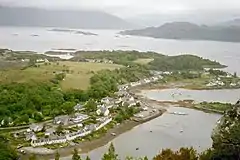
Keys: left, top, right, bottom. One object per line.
{"left": 0, "top": 6, "right": 134, "bottom": 29}
{"left": 120, "top": 22, "right": 240, "bottom": 42}
{"left": 219, "top": 18, "right": 240, "bottom": 27}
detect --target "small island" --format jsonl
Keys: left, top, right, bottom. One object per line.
{"left": 49, "top": 29, "right": 98, "bottom": 36}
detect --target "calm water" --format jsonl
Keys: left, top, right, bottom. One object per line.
{"left": 0, "top": 27, "right": 240, "bottom": 74}
{"left": 2, "top": 27, "right": 237, "bottom": 159}
{"left": 61, "top": 107, "right": 221, "bottom": 160}
{"left": 142, "top": 88, "right": 240, "bottom": 104}
{"left": 61, "top": 87, "right": 240, "bottom": 160}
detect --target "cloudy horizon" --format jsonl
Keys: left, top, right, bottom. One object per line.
{"left": 1, "top": 0, "right": 240, "bottom": 18}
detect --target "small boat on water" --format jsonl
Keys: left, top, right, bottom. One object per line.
{"left": 111, "top": 132, "right": 116, "bottom": 136}
{"left": 169, "top": 111, "right": 188, "bottom": 116}
{"left": 31, "top": 34, "right": 39, "bottom": 37}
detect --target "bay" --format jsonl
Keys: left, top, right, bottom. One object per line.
{"left": 0, "top": 27, "right": 240, "bottom": 74}
{"left": 1, "top": 27, "right": 239, "bottom": 159}
{"left": 61, "top": 88, "right": 240, "bottom": 160}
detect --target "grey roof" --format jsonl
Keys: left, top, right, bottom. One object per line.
{"left": 74, "top": 104, "right": 84, "bottom": 110}
{"left": 45, "top": 128, "right": 56, "bottom": 134}
{"left": 73, "top": 113, "right": 88, "bottom": 119}
{"left": 85, "top": 124, "right": 96, "bottom": 131}
{"left": 54, "top": 115, "right": 69, "bottom": 121}
{"left": 29, "top": 123, "right": 43, "bottom": 131}
{"left": 26, "top": 132, "right": 37, "bottom": 141}
{"left": 115, "top": 90, "right": 129, "bottom": 97}
{"left": 102, "top": 97, "right": 114, "bottom": 101}
{"left": 54, "top": 115, "right": 70, "bottom": 125}
{"left": 100, "top": 106, "right": 108, "bottom": 113}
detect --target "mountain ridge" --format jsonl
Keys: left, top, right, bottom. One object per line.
{"left": 0, "top": 6, "right": 135, "bottom": 29}
{"left": 120, "top": 22, "right": 240, "bottom": 42}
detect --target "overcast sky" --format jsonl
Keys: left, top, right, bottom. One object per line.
{"left": 1, "top": 0, "right": 240, "bottom": 17}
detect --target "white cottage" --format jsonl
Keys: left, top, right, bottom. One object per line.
{"left": 29, "top": 123, "right": 43, "bottom": 132}
{"left": 74, "top": 104, "right": 85, "bottom": 111}
{"left": 96, "top": 106, "right": 110, "bottom": 116}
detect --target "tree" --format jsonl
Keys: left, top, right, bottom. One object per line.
{"left": 60, "top": 102, "right": 75, "bottom": 114}
{"left": 143, "top": 156, "right": 148, "bottom": 160}
{"left": 55, "top": 73, "right": 66, "bottom": 81}
{"left": 55, "top": 152, "right": 60, "bottom": 160}
{"left": 29, "top": 154, "right": 37, "bottom": 160}
{"left": 20, "top": 114, "right": 29, "bottom": 124}
{"left": 72, "top": 148, "right": 81, "bottom": 160}
{"left": 33, "top": 112, "right": 44, "bottom": 122}
{"left": 125, "top": 157, "right": 148, "bottom": 160}
{"left": 199, "top": 149, "right": 215, "bottom": 160}
{"left": 0, "top": 136, "right": 18, "bottom": 160}
{"left": 56, "top": 125, "right": 64, "bottom": 135}
{"left": 125, "top": 157, "right": 134, "bottom": 160}
{"left": 211, "top": 101, "right": 240, "bottom": 159}
{"left": 85, "top": 156, "right": 91, "bottom": 160}
{"left": 233, "top": 72, "right": 237, "bottom": 78}
{"left": 84, "top": 99, "right": 97, "bottom": 112}
{"left": 102, "top": 143, "right": 119, "bottom": 160}
{"left": 153, "top": 148, "right": 198, "bottom": 160}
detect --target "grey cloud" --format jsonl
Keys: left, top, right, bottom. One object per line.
{"left": 1, "top": 0, "right": 240, "bottom": 17}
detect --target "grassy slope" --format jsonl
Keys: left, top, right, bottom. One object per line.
{"left": 59, "top": 62, "right": 122, "bottom": 90}
{"left": 133, "top": 58, "right": 154, "bottom": 64}
{"left": 0, "top": 61, "right": 122, "bottom": 90}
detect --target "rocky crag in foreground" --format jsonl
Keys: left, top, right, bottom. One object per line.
{"left": 212, "top": 99, "right": 240, "bottom": 159}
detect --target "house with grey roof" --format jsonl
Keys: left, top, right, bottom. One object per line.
{"left": 117, "top": 84, "right": 129, "bottom": 91}
{"left": 84, "top": 124, "right": 97, "bottom": 131}
{"left": 31, "top": 135, "right": 67, "bottom": 147}
{"left": 101, "top": 97, "right": 114, "bottom": 104}
{"left": 53, "top": 115, "right": 70, "bottom": 125}
{"left": 45, "top": 128, "right": 56, "bottom": 136}
{"left": 96, "top": 106, "right": 110, "bottom": 116}
{"left": 74, "top": 104, "right": 85, "bottom": 111}
{"left": 25, "top": 132, "right": 37, "bottom": 141}
{"left": 69, "top": 113, "right": 89, "bottom": 124}
{"left": 115, "top": 90, "right": 129, "bottom": 97}
{"left": 29, "top": 123, "right": 43, "bottom": 132}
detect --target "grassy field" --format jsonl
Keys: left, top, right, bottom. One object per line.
{"left": 0, "top": 61, "right": 122, "bottom": 90}
{"left": 133, "top": 58, "right": 154, "bottom": 64}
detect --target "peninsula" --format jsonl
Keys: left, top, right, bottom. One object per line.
{"left": 120, "top": 22, "right": 240, "bottom": 42}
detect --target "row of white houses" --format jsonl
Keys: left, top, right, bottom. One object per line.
{"left": 31, "top": 118, "right": 112, "bottom": 147}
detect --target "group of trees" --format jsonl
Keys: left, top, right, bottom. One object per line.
{"left": 49, "top": 143, "right": 229, "bottom": 160}
{"left": 0, "top": 62, "right": 152, "bottom": 127}
{"left": 208, "top": 69, "right": 228, "bottom": 76}
{"left": 71, "top": 50, "right": 161, "bottom": 66}
{"left": 149, "top": 55, "right": 223, "bottom": 71}
{"left": 0, "top": 136, "right": 18, "bottom": 160}
{"left": 88, "top": 64, "right": 151, "bottom": 99}
{"left": 72, "top": 51, "right": 224, "bottom": 71}
{"left": 0, "top": 82, "right": 89, "bottom": 127}
{"left": 114, "top": 105, "right": 140, "bottom": 123}
{"left": 163, "top": 71, "right": 202, "bottom": 82}
{"left": 71, "top": 51, "right": 224, "bottom": 72}
{"left": 199, "top": 102, "right": 233, "bottom": 113}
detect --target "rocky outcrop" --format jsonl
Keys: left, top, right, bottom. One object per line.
{"left": 211, "top": 99, "right": 240, "bottom": 159}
